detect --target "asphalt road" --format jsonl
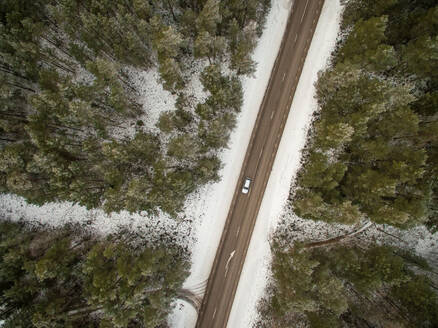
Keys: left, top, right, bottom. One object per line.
{"left": 195, "top": 1, "right": 325, "bottom": 327}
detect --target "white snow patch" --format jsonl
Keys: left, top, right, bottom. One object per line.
{"left": 131, "top": 68, "right": 177, "bottom": 132}
{"left": 171, "top": 300, "right": 198, "bottom": 325}
{"left": 364, "top": 223, "right": 438, "bottom": 268}
{"left": 108, "top": 67, "right": 177, "bottom": 140}
{"left": 168, "top": 0, "right": 294, "bottom": 326}
{"left": 182, "top": 59, "right": 210, "bottom": 107}
{"left": 0, "top": 193, "right": 192, "bottom": 247}
{"left": 73, "top": 65, "right": 95, "bottom": 85}
{"left": 228, "top": 1, "right": 343, "bottom": 327}
{"left": 109, "top": 62, "right": 208, "bottom": 142}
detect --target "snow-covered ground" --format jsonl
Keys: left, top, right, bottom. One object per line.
{"left": 109, "top": 68, "right": 176, "bottom": 140}
{"left": 276, "top": 213, "right": 438, "bottom": 268}
{"left": 109, "top": 61, "right": 209, "bottom": 141}
{"left": 228, "top": 1, "right": 343, "bottom": 327}
{"left": 0, "top": 194, "right": 193, "bottom": 247}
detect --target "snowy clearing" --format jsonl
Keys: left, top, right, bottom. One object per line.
{"left": 228, "top": 1, "right": 343, "bottom": 327}
{"left": 109, "top": 67, "right": 177, "bottom": 140}
{"left": 109, "top": 61, "right": 209, "bottom": 141}
{"left": 0, "top": 193, "right": 192, "bottom": 247}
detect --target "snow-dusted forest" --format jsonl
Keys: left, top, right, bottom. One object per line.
{"left": 0, "top": 0, "right": 437, "bottom": 327}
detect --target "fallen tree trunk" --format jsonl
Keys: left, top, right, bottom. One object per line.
{"left": 303, "top": 221, "right": 373, "bottom": 249}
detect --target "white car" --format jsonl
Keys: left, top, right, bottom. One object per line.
{"left": 242, "top": 177, "right": 252, "bottom": 194}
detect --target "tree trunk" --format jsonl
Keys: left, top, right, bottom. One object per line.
{"left": 167, "top": 0, "right": 178, "bottom": 22}
{"left": 303, "top": 221, "right": 373, "bottom": 249}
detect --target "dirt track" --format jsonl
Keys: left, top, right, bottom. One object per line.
{"left": 195, "top": 1, "right": 325, "bottom": 327}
